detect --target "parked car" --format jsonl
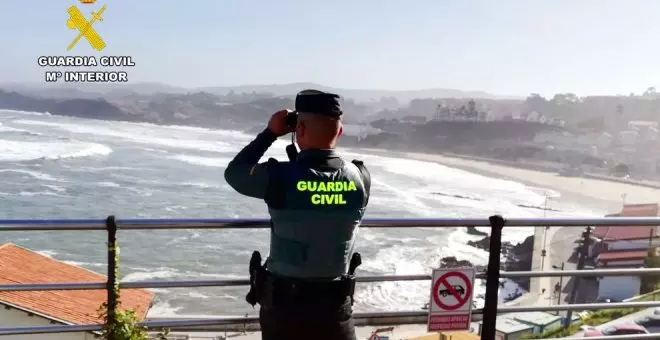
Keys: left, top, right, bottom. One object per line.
{"left": 634, "top": 315, "right": 660, "bottom": 333}
{"left": 594, "top": 296, "right": 622, "bottom": 303}
{"left": 634, "top": 315, "right": 660, "bottom": 327}
{"left": 589, "top": 296, "right": 622, "bottom": 312}
{"left": 655, "top": 307, "right": 660, "bottom": 316}
{"left": 583, "top": 324, "right": 649, "bottom": 337}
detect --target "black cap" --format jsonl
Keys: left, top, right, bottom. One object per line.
{"left": 294, "top": 89, "right": 343, "bottom": 118}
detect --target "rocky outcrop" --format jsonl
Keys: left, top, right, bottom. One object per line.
{"left": 439, "top": 256, "right": 474, "bottom": 268}
{"left": 466, "top": 234, "right": 534, "bottom": 290}
{"left": 466, "top": 226, "right": 488, "bottom": 236}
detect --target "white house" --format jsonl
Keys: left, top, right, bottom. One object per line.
{"left": 592, "top": 204, "right": 660, "bottom": 301}
{"left": 0, "top": 243, "right": 155, "bottom": 340}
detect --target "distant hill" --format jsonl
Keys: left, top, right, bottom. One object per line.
{"left": 198, "top": 82, "right": 515, "bottom": 102}
{"left": 0, "top": 89, "right": 291, "bottom": 131}
{"left": 0, "top": 89, "right": 129, "bottom": 121}
{"left": 0, "top": 82, "right": 517, "bottom": 103}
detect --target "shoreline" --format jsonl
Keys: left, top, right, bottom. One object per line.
{"left": 357, "top": 148, "right": 660, "bottom": 215}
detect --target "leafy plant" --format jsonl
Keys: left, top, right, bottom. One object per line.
{"left": 640, "top": 247, "right": 660, "bottom": 294}
{"left": 96, "top": 242, "right": 169, "bottom": 340}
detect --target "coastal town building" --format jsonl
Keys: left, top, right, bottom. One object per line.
{"left": 409, "top": 331, "right": 479, "bottom": 340}
{"left": 508, "top": 311, "right": 562, "bottom": 334}
{"left": 591, "top": 203, "right": 660, "bottom": 300}
{"left": 476, "top": 317, "right": 533, "bottom": 340}
{"left": 0, "top": 243, "right": 155, "bottom": 340}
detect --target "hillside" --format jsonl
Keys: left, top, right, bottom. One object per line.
{"left": 0, "top": 82, "right": 514, "bottom": 103}
{"left": 0, "top": 90, "right": 129, "bottom": 121}
{"left": 0, "top": 89, "right": 290, "bottom": 130}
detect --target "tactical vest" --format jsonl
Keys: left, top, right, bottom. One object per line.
{"left": 263, "top": 158, "right": 370, "bottom": 278}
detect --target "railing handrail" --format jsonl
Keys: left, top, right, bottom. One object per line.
{"left": 2, "top": 301, "right": 660, "bottom": 336}
{"left": 2, "top": 216, "right": 660, "bottom": 339}
{"left": 1, "top": 216, "right": 660, "bottom": 230}
{"left": 1, "top": 268, "right": 659, "bottom": 291}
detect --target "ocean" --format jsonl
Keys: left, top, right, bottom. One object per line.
{"left": 0, "top": 109, "right": 596, "bottom": 318}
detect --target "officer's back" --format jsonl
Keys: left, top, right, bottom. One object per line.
{"left": 224, "top": 89, "right": 370, "bottom": 340}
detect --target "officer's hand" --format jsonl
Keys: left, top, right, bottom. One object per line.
{"left": 267, "top": 109, "right": 295, "bottom": 137}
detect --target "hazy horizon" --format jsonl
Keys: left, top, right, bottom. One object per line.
{"left": 1, "top": 0, "right": 659, "bottom": 97}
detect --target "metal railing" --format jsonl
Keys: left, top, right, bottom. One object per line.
{"left": 1, "top": 216, "right": 660, "bottom": 340}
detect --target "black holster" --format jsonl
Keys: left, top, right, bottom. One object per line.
{"left": 246, "top": 250, "right": 265, "bottom": 307}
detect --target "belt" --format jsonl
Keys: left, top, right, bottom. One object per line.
{"left": 259, "top": 271, "right": 355, "bottom": 309}
{"left": 245, "top": 251, "right": 362, "bottom": 308}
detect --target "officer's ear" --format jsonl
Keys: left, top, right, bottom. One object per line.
{"left": 296, "top": 120, "right": 306, "bottom": 138}
{"left": 337, "top": 125, "right": 343, "bottom": 137}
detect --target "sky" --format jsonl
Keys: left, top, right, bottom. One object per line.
{"left": 0, "top": 0, "right": 658, "bottom": 96}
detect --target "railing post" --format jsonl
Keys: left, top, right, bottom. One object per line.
{"left": 565, "top": 225, "right": 591, "bottom": 327}
{"left": 106, "top": 215, "right": 118, "bottom": 340}
{"left": 480, "top": 215, "right": 505, "bottom": 340}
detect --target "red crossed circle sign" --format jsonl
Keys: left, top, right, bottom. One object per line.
{"left": 432, "top": 271, "right": 472, "bottom": 311}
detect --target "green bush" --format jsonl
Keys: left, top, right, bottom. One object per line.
{"left": 96, "top": 243, "right": 169, "bottom": 340}
{"left": 521, "top": 308, "right": 641, "bottom": 339}
{"left": 640, "top": 248, "right": 660, "bottom": 294}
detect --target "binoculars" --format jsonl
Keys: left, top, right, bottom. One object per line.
{"left": 285, "top": 110, "right": 298, "bottom": 128}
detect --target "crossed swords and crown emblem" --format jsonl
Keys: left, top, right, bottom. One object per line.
{"left": 66, "top": 0, "right": 106, "bottom": 51}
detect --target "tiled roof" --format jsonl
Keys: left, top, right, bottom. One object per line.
{"left": 597, "top": 249, "right": 649, "bottom": 262}
{"left": 0, "top": 243, "right": 154, "bottom": 325}
{"left": 593, "top": 226, "right": 659, "bottom": 241}
{"left": 621, "top": 203, "right": 659, "bottom": 216}
{"left": 594, "top": 204, "right": 660, "bottom": 241}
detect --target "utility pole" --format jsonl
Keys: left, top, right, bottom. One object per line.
{"left": 541, "top": 194, "right": 550, "bottom": 271}
{"left": 565, "top": 226, "right": 592, "bottom": 327}
{"left": 553, "top": 262, "right": 565, "bottom": 306}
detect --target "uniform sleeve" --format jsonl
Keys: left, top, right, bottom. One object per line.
{"left": 224, "top": 128, "right": 278, "bottom": 199}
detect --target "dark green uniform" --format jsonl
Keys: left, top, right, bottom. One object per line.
{"left": 224, "top": 90, "right": 370, "bottom": 340}
{"left": 225, "top": 129, "right": 368, "bottom": 278}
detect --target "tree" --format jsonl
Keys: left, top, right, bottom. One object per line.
{"left": 643, "top": 87, "right": 657, "bottom": 98}
{"left": 640, "top": 247, "right": 660, "bottom": 293}
{"left": 467, "top": 99, "right": 478, "bottom": 121}
{"left": 524, "top": 93, "right": 547, "bottom": 113}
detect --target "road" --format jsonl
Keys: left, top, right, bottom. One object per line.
{"left": 511, "top": 226, "right": 585, "bottom": 309}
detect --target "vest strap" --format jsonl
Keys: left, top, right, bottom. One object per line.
{"left": 264, "top": 158, "right": 284, "bottom": 208}
{"left": 351, "top": 160, "right": 371, "bottom": 207}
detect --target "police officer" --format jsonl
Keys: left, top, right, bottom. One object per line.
{"left": 224, "top": 89, "right": 371, "bottom": 340}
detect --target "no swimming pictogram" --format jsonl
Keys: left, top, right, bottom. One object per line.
{"left": 432, "top": 271, "right": 472, "bottom": 311}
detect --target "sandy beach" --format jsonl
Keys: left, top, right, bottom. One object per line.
{"left": 364, "top": 149, "right": 660, "bottom": 215}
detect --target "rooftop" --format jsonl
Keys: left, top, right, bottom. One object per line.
{"left": 594, "top": 203, "right": 660, "bottom": 241}
{"left": 0, "top": 243, "right": 154, "bottom": 325}
{"left": 510, "top": 311, "right": 562, "bottom": 326}
{"left": 482, "top": 317, "right": 534, "bottom": 334}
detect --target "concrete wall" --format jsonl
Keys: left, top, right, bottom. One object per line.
{"left": 508, "top": 330, "right": 533, "bottom": 340}
{"left": 0, "top": 306, "right": 95, "bottom": 340}
{"left": 598, "top": 276, "right": 641, "bottom": 301}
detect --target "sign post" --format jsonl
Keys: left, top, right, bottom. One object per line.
{"left": 427, "top": 267, "right": 476, "bottom": 332}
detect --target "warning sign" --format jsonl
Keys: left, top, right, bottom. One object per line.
{"left": 427, "top": 267, "right": 475, "bottom": 332}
